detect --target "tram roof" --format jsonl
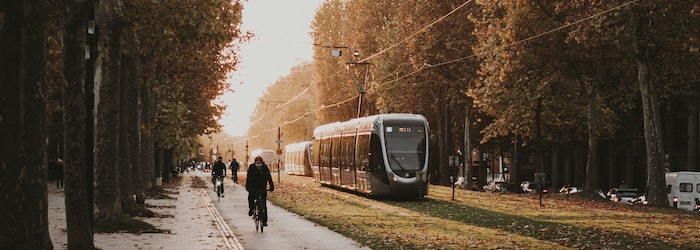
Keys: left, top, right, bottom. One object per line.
{"left": 284, "top": 141, "right": 312, "bottom": 151}
{"left": 312, "top": 113, "right": 426, "bottom": 138}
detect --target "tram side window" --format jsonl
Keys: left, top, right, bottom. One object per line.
{"left": 341, "top": 136, "right": 355, "bottom": 170}
{"left": 356, "top": 135, "right": 370, "bottom": 172}
{"left": 331, "top": 136, "right": 341, "bottom": 169}
{"left": 680, "top": 183, "right": 693, "bottom": 192}
{"left": 319, "top": 139, "right": 330, "bottom": 167}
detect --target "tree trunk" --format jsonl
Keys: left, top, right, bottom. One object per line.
{"left": 607, "top": 140, "right": 619, "bottom": 189}
{"left": 534, "top": 98, "right": 544, "bottom": 174}
{"left": 127, "top": 38, "right": 145, "bottom": 206}
{"left": 119, "top": 51, "right": 134, "bottom": 212}
{"left": 438, "top": 100, "right": 450, "bottom": 186}
{"left": 564, "top": 143, "right": 574, "bottom": 186}
{"left": 0, "top": 1, "right": 53, "bottom": 248}
{"left": 584, "top": 97, "right": 601, "bottom": 193}
{"left": 464, "top": 98, "right": 472, "bottom": 188}
{"left": 633, "top": 11, "right": 667, "bottom": 207}
{"left": 61, "top": 0, "right": 95, "bottom": 247}
{"left": 574, "top": 143, "right": 586, "bottom": 187}
{"left": 551, "top": 147, "right": 561, "bottom": 188}
{"left": 94, "top": 0, "right": 123, "bottom": 220}
{"left": 687, "top": 98, "right": 698, "bottom": 171}
{"left": 139, "top": 76, "right": 155, "bottom": 192}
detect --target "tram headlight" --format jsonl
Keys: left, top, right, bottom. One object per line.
{"left": 389, "top": 173, "right": 398, "bottom": 182}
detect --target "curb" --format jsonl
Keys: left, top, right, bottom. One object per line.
{"left": 200, "top": 188, "right": 245, "bottom": 250}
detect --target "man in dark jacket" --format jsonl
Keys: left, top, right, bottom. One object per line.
{"left": 212, "top": 156, "right": 227, "bottom": 196}
{"left": 230, "top": 158, "right": 240, "bottom": 184}
{"left": 246, "top": 156, "right": 274, "bottom": 225}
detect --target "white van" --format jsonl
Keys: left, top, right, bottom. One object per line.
{"left": 665, "top": 171, "right": 700, "bottom": 211}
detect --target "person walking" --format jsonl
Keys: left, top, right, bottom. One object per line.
{"left": 212, "top": 156, "right": 227, "bottom": 197}
{"left": 246, "top": 156, "right": 274, "bottom": 225}
{"left": 230, "top": 158, "right": 240, "bottom": 184}
{"left": 55, "top": 158, "right": 64, "bottom": 189}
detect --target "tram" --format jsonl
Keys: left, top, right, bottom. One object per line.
{"left": 284, "top": 141, "right": 313, "bottom": 176}
{"left": 312, "top": 113, "right": 429, "bottom": 197}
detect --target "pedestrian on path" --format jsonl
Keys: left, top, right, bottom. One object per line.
{"left": 230, "top": 158, "right": 240, "bottom": 184}
{"left": 55, "top": 158, "right": 64, "bottom": 189}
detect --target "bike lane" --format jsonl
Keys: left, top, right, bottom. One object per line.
{"left": 201, "top": 172, "right": 370, "bottom": 250}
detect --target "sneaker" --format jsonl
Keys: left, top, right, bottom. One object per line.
{"left": 248, "top": 210, "right": 253, "bottom": 216}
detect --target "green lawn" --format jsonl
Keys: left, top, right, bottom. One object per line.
{"left": 266, "top": 175, "right": 700, "bottom": 250}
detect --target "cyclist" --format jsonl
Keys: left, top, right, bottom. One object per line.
{"left": 246, "top": 156, "right": 274, "bottom": 226}
{"left": 212, "top": 156, "right": 227, "bottom": 197}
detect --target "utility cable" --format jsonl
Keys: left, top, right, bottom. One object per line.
{"left": 236, "top": 0, "right": 641, "bottom": 144}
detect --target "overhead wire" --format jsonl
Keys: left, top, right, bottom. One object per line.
{"left": 242, "top": 0, "right": 476, "bottom": 141}
{"left": 235, "top": 0, "right": 641, "bottom": 144}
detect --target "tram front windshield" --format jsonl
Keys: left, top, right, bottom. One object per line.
{"left": 384, "top": 125, "right": 426, "bottom": 172}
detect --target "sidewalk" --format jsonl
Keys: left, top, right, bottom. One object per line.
{"left": 48, "top": 173, "right": 243, "bottom": 250}
{"left": 48, "top": 171, "right": 368, "bottom": 250}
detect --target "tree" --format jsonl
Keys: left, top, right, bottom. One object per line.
{"left": 311, "top": 0, "right": 358, "bottom": 123}
{"left": 0, "top": 0, "right": 53, "bottom": 248}
{"left": 628, "top": 1, "right": 697, "bottom": 207}
{"left": 94, "top": 0, "right": 124, "bottom": 221}
{"left": 556, "top": 0, "right": 638, "bottom": 194}
{"left": 130, "top": 0, "right": 246, "bottom": 174}
{"left": 248, "top": 62, "right": 317, "bottom": 147}
{"left": 60, "top": 0, "right": 95, "bottom": 247}
{"left": 470, "top": 0, "right": 579, "bottom": 185}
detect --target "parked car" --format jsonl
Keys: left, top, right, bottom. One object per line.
{"left": 629, "top": 194, "right": 648, "bottom": 205}
{"left": 560, "top": 185, "right": 583, "bottom": 194}
{"left": 519, "top": 181, "right": 550, "bottom": 194}
{"left": 606, "top": 188, "right": 639, "bottom": 203}
{"left": 483, "top": 180, "right": 512, "bottom": 193}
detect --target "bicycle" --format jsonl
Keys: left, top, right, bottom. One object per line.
{"left": 251, "top": 189, "right": 268, "bottom": 232}
{"left": 214, "top": 175, "right": 224, "bottom": 202}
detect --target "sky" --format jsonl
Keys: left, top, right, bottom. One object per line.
{"left": 219, "top": 0, "right": 324, "bottom": 136}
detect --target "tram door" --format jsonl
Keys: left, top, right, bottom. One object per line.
{"left": 340, "top": 135, "right": 357, "bottom": 189}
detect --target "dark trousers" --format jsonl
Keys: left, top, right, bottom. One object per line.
{"left": 248, "top": 190, "right": 268, "bottom": 222}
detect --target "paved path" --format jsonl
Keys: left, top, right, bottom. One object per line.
{"left": 48, "top": 171, "right": 368, "bottom": 250}
{"left": 48, "top": 173, "right": 240, "bottom": 249}
{"left": 202, "top": 171, "right": 369, "bottom": 250}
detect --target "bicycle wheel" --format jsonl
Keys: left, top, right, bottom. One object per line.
{"left": 253, "top": 206, "right": 260, "bottom": 231}
{"left": 258, "top": 198, "right": 266, "bottom": 233}
{"left": 216, "top": 178, "right": 223, "bottom": 201}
